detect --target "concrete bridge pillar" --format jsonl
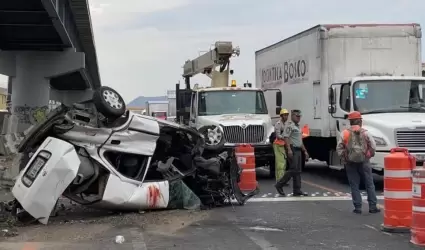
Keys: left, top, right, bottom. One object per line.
{"left": 0, "top": 50, "right": 86, "bottom": 132}
{"left": 11, "top": 53, "right": 51, "bottom": 132}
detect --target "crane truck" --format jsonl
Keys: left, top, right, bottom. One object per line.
{"left": 256, "top": 23, "right": 425, "bottom": 175}
{"left": 176, "top": 41, "right": 282, "bottom": 177}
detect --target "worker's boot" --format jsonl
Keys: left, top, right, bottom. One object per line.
{"left": 369, "top": 207, "right": 381, "bottom": 214}
{"left": 292, "top": 175, "right": 307, "bottom": 196}
{"left": 274, "top": 183, "right": 286, "bottom": 196}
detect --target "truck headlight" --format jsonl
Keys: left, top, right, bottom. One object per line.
{"left": 373, "top": 136, "right": 387, "bottom": 146}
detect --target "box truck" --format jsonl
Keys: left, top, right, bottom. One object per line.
{"left": 146, "top": 100, "right": 169, "bottom": 120}
{"left": 255, "top": 23, "right": 424, "bottom": 174}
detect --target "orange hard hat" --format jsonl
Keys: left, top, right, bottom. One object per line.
{"left": 347, "top": 111, "right": 362, "bottom": 120}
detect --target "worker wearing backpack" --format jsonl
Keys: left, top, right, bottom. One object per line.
{"left": 336, "top": 111, "right": 381, "bottom": 214}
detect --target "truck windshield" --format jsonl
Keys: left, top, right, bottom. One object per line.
{"left": 198, "top": 90, "right": 268, "bottom": 116}
{"left": 353, "top": 80, "right": 425, "bottom": 114}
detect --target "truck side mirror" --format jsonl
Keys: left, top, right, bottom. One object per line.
{"left": 276, "top": 107, "right": 281, "bottom": 115}
{"left": 276, "top": 92, "right": 282, "bottom": 106}
{"left": 328, "top": 106, "right": 336, "bottom": 114}
{"left": 328, "top": 87, "right": 336, "bottom": 105}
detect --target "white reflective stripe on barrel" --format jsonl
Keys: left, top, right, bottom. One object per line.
{"left": 384, "top": 190, "right": 412, "bottom": 199}
{"left": 413, "top": 177, "right": 425, "bottom": 184}
{"left": 413, "top": 206, "right": 425, "bottom": 212}
{"left": 242, "top": 169, "right": 255, "bottom": 172}
{"left": 384, "top": 170, "right": 412, "bottom": 178}
{"left": 235, "top": 152, "right": 255, "bottom": 156}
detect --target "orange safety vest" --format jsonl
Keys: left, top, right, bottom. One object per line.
{"left": 302, "top": 124, "right": 310, "bottom": 138}
{"left": 341, "top": 125, "right": 361, "bottom": 145}
{"left": 274, "top": 138, "right": 285, "bottom": 146}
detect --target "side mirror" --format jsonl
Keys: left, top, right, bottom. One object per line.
{"left": 328, "top": 87, "right": 336, "bottom": 105}
{"left": 276, "top": 91, "right": 282, "bottom": 106}
{"left": 276, "top": 107, "right": 281, "bottom": 115}
{"left": 328, "top": 105, "right": 336, "bottom": 114}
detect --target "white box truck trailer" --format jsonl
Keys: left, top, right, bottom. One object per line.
{"left": 256, "top": 23, "right": 424, "bottom": 175}
{"left": 146, "top": 100, "right": 169, "bottom": 120}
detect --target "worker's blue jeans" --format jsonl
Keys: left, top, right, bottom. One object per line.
{"left": 345, "top": 162, "right": 378, "bottom": 209}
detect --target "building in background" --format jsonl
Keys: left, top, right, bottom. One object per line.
{"left": 127, "top": 107, "right": 145, "bottom": 115}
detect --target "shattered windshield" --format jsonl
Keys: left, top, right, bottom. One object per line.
{"left": 353, "top": 80, "right": 425, "bottom": 114}
{"left": 198, "top": 90, "right": 268, "bottom": 116}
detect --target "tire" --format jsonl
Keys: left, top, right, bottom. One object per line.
{"left": 93, "top": 86, "right": 126, "bottom": 119}
{"left": 198, "top": 125, "right": 225, "bottom": 151}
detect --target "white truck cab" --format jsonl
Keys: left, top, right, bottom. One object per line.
{"left": 176, "top": 41, "right": 282, "bottom": 177}
{"left": 329, "top": 76, "right": 425, "bottom": 172}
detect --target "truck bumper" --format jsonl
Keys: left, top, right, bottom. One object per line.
{"left": 371, "top": 150, "right": 425, "bottom": 175}
{"left": 224, "top": 144, "right": 274, "bottom": 168}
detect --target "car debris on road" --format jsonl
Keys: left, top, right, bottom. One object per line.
{"left": 1, "top": 86, "right": 258, "bottom": 226}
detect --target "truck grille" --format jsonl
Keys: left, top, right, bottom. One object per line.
{"left": 396, "top": 129, "right": 425, "bottom": 148}
{"left": 223, "top": 125, "right": 265, "bottom": 144}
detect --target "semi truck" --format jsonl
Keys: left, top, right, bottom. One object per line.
{"left": 176, "top": 41, "right": 281, "bottom": 177}
{"left": 255, "top": 23, "right": 424, "bottom": 175}
{"left": 146, "top": 100, "right": 169, "bottom": 120}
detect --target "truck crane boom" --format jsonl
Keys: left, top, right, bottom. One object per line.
{"left": 182, "top": 41, "right": 240, "bottom": 88}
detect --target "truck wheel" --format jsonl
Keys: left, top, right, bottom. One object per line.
{"left": 93, "top": 86, "right": 126, "bottom": 119}
{"left": 198, "top": 125, "right": 225, "bottom": 151}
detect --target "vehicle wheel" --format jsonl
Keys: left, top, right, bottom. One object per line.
{"left": 93, "top": 86, "right": 126, "bottom": 119}
{"left": 198, "top": 125, "right": 225, "bottom": 151}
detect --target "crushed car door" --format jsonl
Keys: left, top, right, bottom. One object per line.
{"left": 102, "top": 115, "right": 160, "bottom": 156}
{"left": 12, "top": 137, "right": 80, "bottom": 224}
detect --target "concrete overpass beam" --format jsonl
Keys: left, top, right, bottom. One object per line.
{"left": 42, "top": 49, "right": 85, "bottom": 78}
{"left": 50, "top": 89, "right": 93, "bottom": 106}
{"left": 0, "top": 51, "right": 16, "bottom": 76}
{"left": 2, "top": 51, "right": 86, "bottom": 132}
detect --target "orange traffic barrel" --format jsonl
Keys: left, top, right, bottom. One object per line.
{"left": 411, "top": 166, "right": 425, "bottom": 246}
{"left": 235, "top": 144, "right": 257, "bottom": 192}
{"left": 381, "top": 147, "right": 415, "bottom": 233}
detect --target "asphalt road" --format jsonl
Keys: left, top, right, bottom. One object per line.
{"left": 0, "top": 164, "right": 420, "bottom": 250}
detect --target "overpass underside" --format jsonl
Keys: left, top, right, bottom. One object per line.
{"left": 0, "top": 0, "right": 100, "bottom": 132}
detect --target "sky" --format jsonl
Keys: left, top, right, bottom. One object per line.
{"left": 0, "top": 0, "right": 423, "bottom": 103}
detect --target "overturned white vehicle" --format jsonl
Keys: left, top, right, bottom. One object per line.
{"left": 7, "top": 86, "right": 256, "bottom": 224}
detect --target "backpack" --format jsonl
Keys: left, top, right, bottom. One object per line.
{"left": 346, "top": 128, "right": 369, "bottom": 163}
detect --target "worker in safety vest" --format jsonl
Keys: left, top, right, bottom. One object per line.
{"left": 273, "top": 108, "right": 289, "bottom": 191}
{"left": 275, "top": 109, "right": 309, "bottom": 197}
{"left": 336, "top": 111, "right": 380, "bottom": 214}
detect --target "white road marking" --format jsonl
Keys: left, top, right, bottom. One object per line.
{"left": 241, "top": 228, "right": 279, "bottom": 250}
{"left": 247, "top": 195, "right": 384, "bottom": 202}
{"left": 241, "top": 226, "right": 284, "bottom": 232}
{"left": 130, "top": 228, "right": 147, "bottom": 250}
{"left": 364, "top": 224, "right": 392, "bottom": 236}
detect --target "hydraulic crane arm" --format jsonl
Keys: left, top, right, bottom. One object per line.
{"left": 182, "top": 41, "right": 240, "bottom": 84}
